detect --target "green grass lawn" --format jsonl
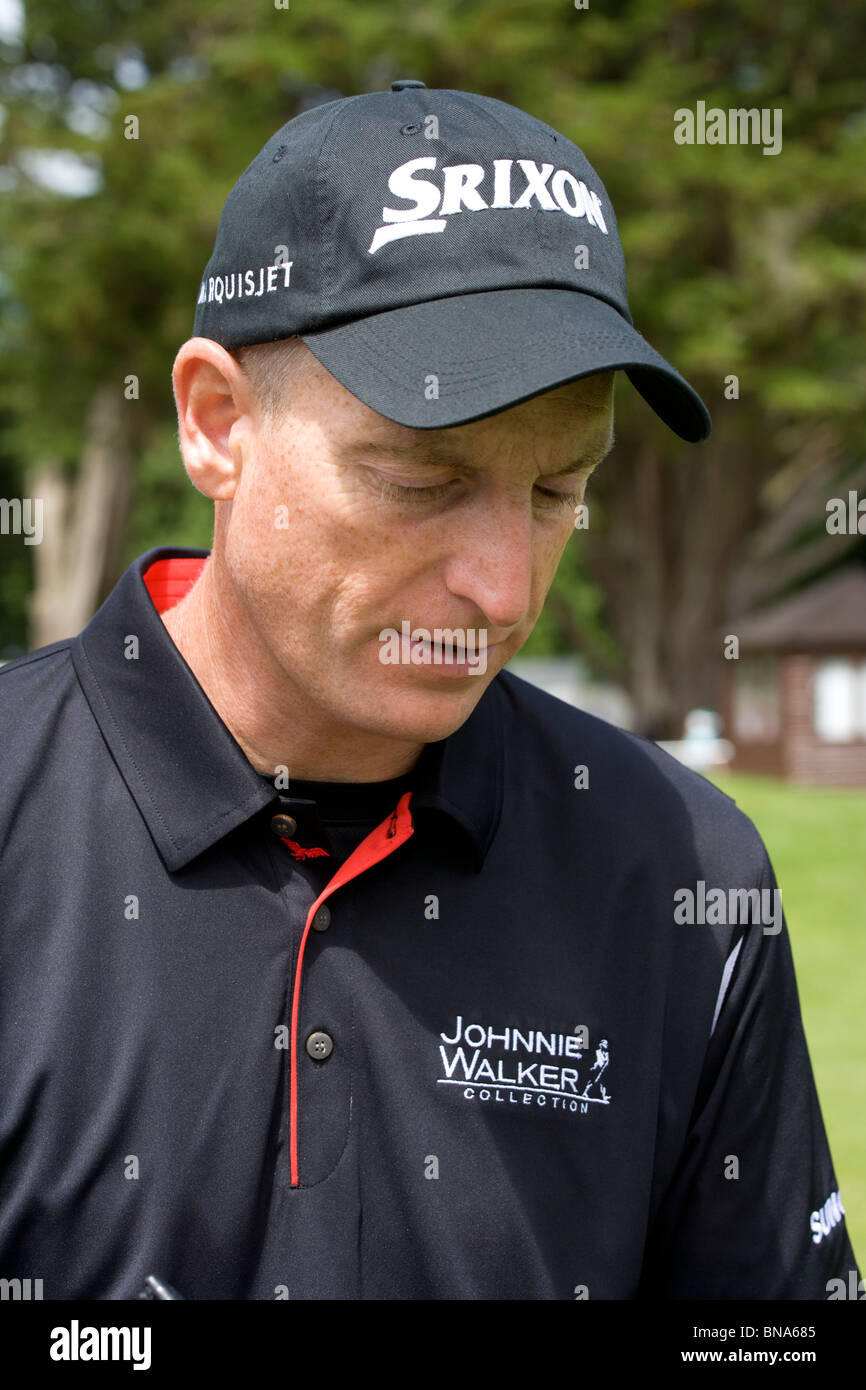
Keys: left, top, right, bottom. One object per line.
{"left": 705, "top": 770, "right": 865, "bottom": 1272}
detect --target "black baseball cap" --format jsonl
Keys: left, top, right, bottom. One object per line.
{"left": 192, "top": 81, "right": 711, "bottom": 442}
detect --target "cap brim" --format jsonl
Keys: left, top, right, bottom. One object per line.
{"left": 300, "top": 287, "right": 711, "bottom": 442}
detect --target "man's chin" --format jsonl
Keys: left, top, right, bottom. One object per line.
{"left": 359, "top": 669, "right": 495, "bottom": 745}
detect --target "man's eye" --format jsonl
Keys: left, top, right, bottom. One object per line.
{"left": 374, "top": 476, "right": 580, "bottom": 510}
{"left": 534, "top": 486, "right": 580, "bottom": 510}
{"left": 374, "top": 477, "right": 455, "bottom": 504}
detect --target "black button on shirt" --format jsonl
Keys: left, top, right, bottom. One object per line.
{"left": 0, "top": 547, "right": 859, "bottom": 1300}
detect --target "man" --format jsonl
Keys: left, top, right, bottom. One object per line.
{"left": 0, "top": 82, "right": 858, "bottom": 1300}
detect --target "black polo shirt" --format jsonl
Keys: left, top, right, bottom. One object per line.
{"left": 0, "top": 547, "right": 859, "bottom": 1300}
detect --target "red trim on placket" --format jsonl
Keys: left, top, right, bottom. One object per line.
{"left": 287, "top": 790, "right": 415, "bottom": 1188}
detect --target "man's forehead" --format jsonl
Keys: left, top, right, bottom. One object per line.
{"left": 345, "top": 372, "right": 614, "bottom": 459}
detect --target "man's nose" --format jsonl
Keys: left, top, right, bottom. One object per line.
{"left": 442, "top": 495, "right": 534, "bottom": 631}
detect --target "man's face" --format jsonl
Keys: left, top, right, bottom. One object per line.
{"left": 218, "top": 347, "right": 614, "bottom": 746}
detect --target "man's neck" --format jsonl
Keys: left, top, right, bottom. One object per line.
{"left": 159, "top": 563, "right": 425, "bottom": 783}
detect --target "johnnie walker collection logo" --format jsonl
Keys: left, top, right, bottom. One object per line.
{"left": 437, "top": 1015, "right": 612, "bottom": 1115}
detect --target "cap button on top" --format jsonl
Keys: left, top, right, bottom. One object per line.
{"left": 270, "top": 813, "right": 297, "bottom": 838}
{"left": 391, "top": 79, "right": 426, "bottom": 91}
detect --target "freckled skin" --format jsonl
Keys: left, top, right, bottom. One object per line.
{"left": 165, "top": 337, "right": 614, "bottom": 781}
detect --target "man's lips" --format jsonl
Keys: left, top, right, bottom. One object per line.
{"left": 372, "top": 625, "right": 513, "bottom": 673}
{"left": 411, "top": 636, "right": 493, "bottom": 651}
{"left": 401, "top": 635, "right": 502, "bottom": 656}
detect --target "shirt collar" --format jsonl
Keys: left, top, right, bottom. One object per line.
{"left": 72, "top": 547, "right": 503, "bottom": 872}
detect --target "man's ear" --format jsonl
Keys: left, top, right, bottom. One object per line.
{"left": 172, "top": 338, "right": 259, "bottom": 501}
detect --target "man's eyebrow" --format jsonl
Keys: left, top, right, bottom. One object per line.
{"left": 546, "top": 433, "right": 615, "bottom": 475}
{"left": 339, "top": 431, "right": 615, "bottom": 474}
